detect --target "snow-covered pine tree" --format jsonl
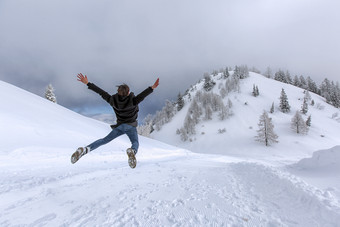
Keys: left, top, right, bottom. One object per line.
{"left": 183, "top": 114, "right": 196, "bottom": 135}
{"left": 233, "top": 65, "right": 249, "bottom": 79}
{"left": 177, "top": 92, "right": 184, "bottom": 111}
{"left": 219, "top": 105, "right": 229, "bottom": 120}
{"left": 252, "top": 84, "right": 259, "bottom": 97}
{"left": 320, "top": 78, "right": 331, "bottom": 99}
{"left": 152, "top": 100, "right": 176, "bottom": 131}
{"left": 270, "top": 102, "right": 275, "bottom": 113}
{"left": 164, "top": 100, "right": 176, "bottom": 123}
{"left": 293, "top": 75, "right": 301, "bottom": 87}
{"left": 291, "top": 111, "right": 308, "bottom": 134}
{"left": 299, "top": 75, "right": 307, "bottom": 89}
{"left": 329, "top": 81, "right": 340, "bottom": 108}
{"left": 138, "top": 114, "right": 154, "bottom": 136}
{"left": 285, "top": 70, "right": 292, "bottom": 84}
{"left": 220, "top": 87, "right": 227, "bottom": 98}
{"left": 189, "top": 99, "right": 201, "bottom": 125}
{"left": 211, "top": 94, "right": 223, "bottom": 111}
{"left": 301, "top": 98, "right": 308, "bottom": 115}
{"left": 204, "top": 106, "right": 213, "bottom": 120}
{"left": 203, "top": 74, "right": 216, "bottom": 91}
{"left": 255, "top": 110, "right": 278, "bottom": 146}
{"left": 306, "top": 76, "right": 318, "bottom": 94}
{"left": 274, "top": 70, "right": 286, "bottom": 83}
{"left": 45, "top": 84, "right": 57, "bottom": 103}
{"left": 227, "top": 98, "right": 233, "bottom": 109}
{"left": 179, "top": 127, "right": 188, "bottom": 141}
{"left": 306, "top": 115, "right": 312, "bottom": 127}
{"left": 304, "top": 90, "right": 312, "bottom": 102}
{"left": 222, "top": 67, "right": 230, "bottom": 79}
{"left": 279, "top": 88, "right": 290, "bottom": 113}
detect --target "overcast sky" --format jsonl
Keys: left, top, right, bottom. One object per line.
{"left": 1, "top": 0, "right": 339, "bottom": 121}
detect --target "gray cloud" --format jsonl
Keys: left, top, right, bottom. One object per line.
{"left": 1, "top": 0, "right": 339, "bottom": 120}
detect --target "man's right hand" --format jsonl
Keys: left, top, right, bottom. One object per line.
{"left": 77, "top": 73, "right": 88, "bottom": 85}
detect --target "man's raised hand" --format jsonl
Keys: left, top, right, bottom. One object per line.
{"left": 152, "top": 78, "right": 159, "bottom": 90}
{"left": 77, "top": 73, "right": 88, "bottom": 85}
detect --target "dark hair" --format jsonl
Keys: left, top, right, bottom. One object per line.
{"left": 117, "top": 84, "right": 130, "bottom": 96}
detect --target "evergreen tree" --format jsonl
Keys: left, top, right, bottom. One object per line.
{"left": 274, "top": 70, "right": 286, "bottom": 83}
{"left": 227, "top": 98, "right": 233, "bottom": 109}
{"left": 291, "top": 111, "right": 308, "bottom": 134}
{"left": 279, "top": 89, "right": 290, "bottom": 113}
{"left": 270, "top": 102, "right": 275, "bottom": 113}
{"left": 285, "top": 70, "right": 292, "bottom": 84}
{"left": 306, "top": 76, "right": 318, "bottom": 94}
{"left": 330, "top": 81, "right": 340, "bottom": 108}
{"left": 255, "top": 110, "right": 279, "bottom": 146}
{"left": 233, "top": 65, "right": 249, "bottom": 79}
{"left": 293, "top": 75, "right": 301, "bottom": 87}
{"left": 189, "top": 99, "right": 201, "bottom": 124}
{"left": 224, "top": 68, "right": 230, "bottom": 78}
{"left": 220, "top": 87, "right": 227, "bottom": 98}
{"left": 252, "top": 85, "right": 259, "bottom": 97}
{"left": 311, "top": 99, "right": 315, "bottom": 106}
{"left": 204, "top": 106, "right": 213, "bottom": 120}
{"left": 177, "top": 92, "right": 184, "bottom": 111}
{"left": 45, "top": 84, "right": 57, "bottom": 103}
{"left": 306, "top": 115, "right": 312, "bottom": 127}
{"left": 320, "top": 78, "right": 331, "bottom": 98}
{"left": 179, "top": 127, "right": 188, "bottom": 141}
{"left": 184, "top": 114, "right": 196, "bottom": 135}
{"left": 203, "top": 74, "right": 216, "bottom": 91}
{"left": 219, "top": 105, "right": 229, "bottom": 120}
{"left": 301, "top": 98, "right": 308, "bottom": 114}
{"left": 164, "top": 100, "right": 176, "bottom": 123}
{"left": 211, "top": 94, "right": 223, "bottom": 111}
{"left": 299, "top": 75, "right": 307, "bottom": 89}
{"left": 304, "top": 90, "right": 312, "bottom": 102}
{"left": 138, "top": 114, "right": 154, "bottom": 136}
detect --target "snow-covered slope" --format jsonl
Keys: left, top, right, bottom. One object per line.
{"left": 152, "top": 72, "right": 340, "bottom": 165}
{"left": 1, "top": 80, "right": 340, "bottom": 226}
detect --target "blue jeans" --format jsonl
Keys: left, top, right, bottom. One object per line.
{"left": 87, "top": 124, "right": 139, "bottom": 153}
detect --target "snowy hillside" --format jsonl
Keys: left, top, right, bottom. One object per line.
{"left": 152, "top": 72, "right": 340, "bottom": 164}
{"left": 1, "top": 80, "right": 340, "bottom": 226}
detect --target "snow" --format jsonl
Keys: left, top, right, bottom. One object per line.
{"left": 288, "top": 146, "right": 340, "bottom": 202}
{"left": 1, "top": 79, "right": 340, "bottom": 226}
{"left": 152, "top": 72, "right": 340, "bottom": 165}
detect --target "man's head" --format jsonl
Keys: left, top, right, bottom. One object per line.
{"left": 117, "top": 84, "right": 130, "bottom": 96}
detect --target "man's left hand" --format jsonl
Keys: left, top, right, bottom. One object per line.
{"left": 152, "top": 78, "right": 160, "bottom": 89}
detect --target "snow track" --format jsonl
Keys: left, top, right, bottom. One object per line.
{"left": 1, "top": 152, "right": 339, "bottom": 227}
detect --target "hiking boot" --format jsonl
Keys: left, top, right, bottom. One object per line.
{"left": 71, "top": 147, "right": 89, "bottom": 164}
{"left": 126, "top": 148, "right": 137, "bottom": 169}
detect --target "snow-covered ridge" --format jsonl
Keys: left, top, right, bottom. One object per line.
{"left": 152, "top": 72, "right": 340, "bottom": 164}
{"left": 290, "top": 145, "right": 340, "bottom": 171}
{"left": 1, "top": 79, "right": 340, "bottom": 226}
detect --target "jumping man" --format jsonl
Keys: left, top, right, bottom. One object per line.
{"left": 71, "top": 73, "right": 159, "bottom": 168}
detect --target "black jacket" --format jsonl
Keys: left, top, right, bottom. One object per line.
{"left": 87, "top": 82, "right": 153, "bottom": 127}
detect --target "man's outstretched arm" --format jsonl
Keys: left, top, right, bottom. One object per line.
{"left": 135, "top": 78, "right": 160, "bottom": 104}
{"left": 76, "top": 73, "right": 111, "bottom": 103}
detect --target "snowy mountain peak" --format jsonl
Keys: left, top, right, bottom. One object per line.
{"left": 151, "top": 71, "right": 340, "bottom": 162}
